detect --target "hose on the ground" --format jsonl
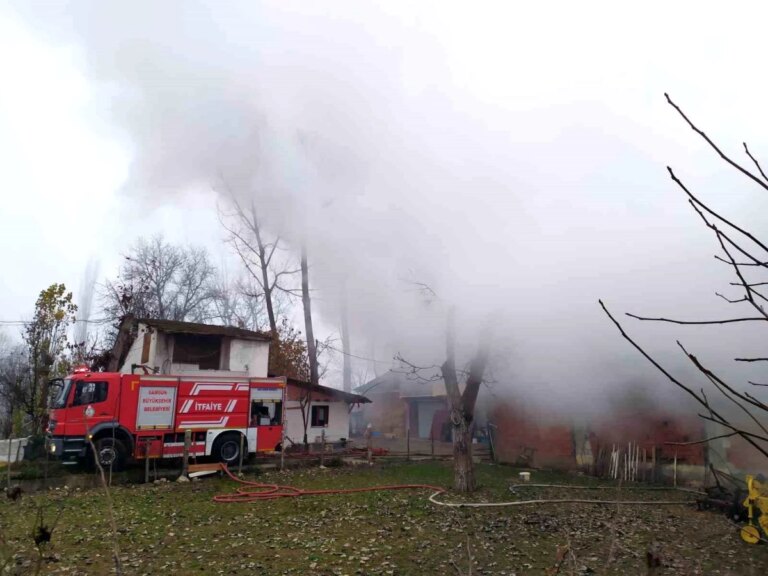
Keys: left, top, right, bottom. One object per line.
{"left": 213, "top": 466, "right": 697, "bottom": 508}
{"left": 509, "top": 483, "right": 707, "bottom": 496}
{"left": 213, "top": 464, "right": 446, "bottom": 503}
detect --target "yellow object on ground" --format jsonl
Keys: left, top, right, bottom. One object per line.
{"left": 740, "top": 475, "right": 768, "bottom": 544}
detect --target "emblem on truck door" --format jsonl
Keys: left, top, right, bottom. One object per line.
{"left": 84, "top": 405, "right": 95, "bottom": 418}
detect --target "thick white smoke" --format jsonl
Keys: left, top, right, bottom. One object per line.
{"left": 8, "top": 1, "right": 768, "bottom": 413}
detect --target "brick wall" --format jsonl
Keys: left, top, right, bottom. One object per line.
{"left": 489, "top": 403, "right": 575, "bottom": 469}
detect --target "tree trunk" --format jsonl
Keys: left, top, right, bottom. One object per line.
{"left": 251, "top": 206, "right": 278, "bottom": 335}
{"left": 340, "top": 293, "right": 352, "bottom": 393}
{"left": 440, "top": 309, "right": 489, "bottom": 493}
{"left": 452, "top": 411, "right": 475, "bottom": 492}
{"left": 35, "top": 365, "right": 51, "bottom": 436}
{"left": 301, "top": 245, "right": 319, "bottom": 387}
{"left": 261, "top": 267, "right": 277, "bottom": 335}
{"left": 300, "top": 391, "right": 312, "bottom": 452}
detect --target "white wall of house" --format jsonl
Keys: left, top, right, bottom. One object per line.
{"left": 285, "top": 400, "right": 350, "bottom": 445}
{"left": 119, "top": 323, "right": 269, "bottom": 377}
{"left": 121, "top": 324, "right": 155, "bottom": 371}
{"left": 229, "top": 339, "right": 268, "bottom": 377}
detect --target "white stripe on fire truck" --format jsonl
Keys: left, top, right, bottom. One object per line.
{"left": 179, "top": 399, "right": 193, "bottom": 413}
{"left": 235, "top": 383, "right": 249, "bottom": 391}
{"left": 177, "top": 416, "right": 229, "bottom": 427}
{"left": 225, "top": 399, "right": 236, "bottom": 412}
{"left": 189, "top": 383, "right": 235, "bottom": 396}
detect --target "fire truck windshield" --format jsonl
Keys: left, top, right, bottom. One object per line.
{"left": 49, "top": 378, "right": 71, "bottom": 409}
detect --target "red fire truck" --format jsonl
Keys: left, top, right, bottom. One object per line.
{"left": 46, "top": 366, "right": 286, "bottom": 470}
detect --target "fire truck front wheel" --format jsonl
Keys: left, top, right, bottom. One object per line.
{"left": 94, "top": 437, "right": 127, "bottom": 471}
{"left": 212, "top": 433, "right": 245, "bottom": 465}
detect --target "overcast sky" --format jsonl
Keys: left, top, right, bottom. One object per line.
{"left": 2, "top": 1, "right": 768, "bottom": 406}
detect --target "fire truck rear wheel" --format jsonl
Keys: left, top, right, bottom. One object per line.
{"left": 94, "top": 437, "right": 127, "bottom": 471}
{"left": 212, "top": 433, "right": 244, "bottom": 465}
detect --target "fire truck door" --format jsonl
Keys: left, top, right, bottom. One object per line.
{"left": 68, "top": 378, "right": 116, "bottom": 433}
{"left": 249, "top": 388, "right": 283, "bottom": 452}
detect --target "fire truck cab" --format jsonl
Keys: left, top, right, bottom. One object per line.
{"left": 47, "top": 367, "right": 285, "bottom": 470}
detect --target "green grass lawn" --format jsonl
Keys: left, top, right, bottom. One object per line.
{"left": 0, "top": 461, "right": 766, "bottom": 575}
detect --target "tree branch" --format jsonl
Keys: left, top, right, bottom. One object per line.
{"left": 743, "top": 142, "right": 768, "bottom": 184}
{"left": 600, "top": 300, "right": 768, "bottom": 459}
{"left": 714, "top": 255, "right": 768, "bottom": 267}
{"left": 715, "top": 292, "right": 748, "bottom": 304}
{"left": 665, "top": 93, "right": 768, "bottom": 192}
{"left": 667, "top": 166, "right": 768, "bottom": 254}
{"left": 625, "top": 312, "right": 765, "bottom": 325}
{"left": 664, "top": 432, "right": 737, "bottom": 446}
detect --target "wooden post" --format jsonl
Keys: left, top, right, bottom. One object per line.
{"left": 320, "top": 429, "right": 326, "bottom": 467}
{"left": 673, "top": 450, "right": 678, "bottom": 488}
{"left": 406, "top": 428, "right": 410, "bottom": 462}
{"left": 431, "top": 432, "right": 435, "bottom": 459}
{"left": 145, "top": 453, "right": 150, "bottom": 484}
{"left": 365, "top": 424, "right": 373, "bottom": 465}
{"left": 488, "top": 424, "right": 496, "bottom": 464}
{"left": 6, "top": 437, "right": 12, "bottom": 490}
{"left": 43, "top": 441, "right": 49, "bottom": 489}
{"left": 238, "top": 434, "right": 245, "bottom": 475}
{"left": 181, "top": 429, "right": 191, "bottom": 478}
{"left": 651, "top": 445, "right": 656, "bottom": 484}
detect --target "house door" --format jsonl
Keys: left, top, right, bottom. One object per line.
{"left": 417, "top": 400, "right": 444, "bottom": 439}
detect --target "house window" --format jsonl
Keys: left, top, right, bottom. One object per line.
{"left": 72, "top": 381, "right": 109, "bottom": 406}
{"left": 172, "top": 334, "right": 222, "bottom": 370}
{"left": 311, "top": 405, "right": 329, "bottom": 427}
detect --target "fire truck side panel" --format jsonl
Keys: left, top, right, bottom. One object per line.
{"left": 175, "top": 380, "right": 250, "bottom": 431}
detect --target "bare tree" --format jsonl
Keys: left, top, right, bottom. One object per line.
{"left": 218, "top": 194, "right": 301, "bottom": 335}
{"left": 397, "top": 293, "right": 490, "bottom": 492}
{"left": 209, "top": 273, "right": 269, "bottom": 331}
{"left": 441, "top": 309, "right": 490, "bottom": 492}
{"left": 601, "top": 94, "right": 768, "bottom": 462}
{"left": 102, "top": 235, "right": 217, "bottom": 323}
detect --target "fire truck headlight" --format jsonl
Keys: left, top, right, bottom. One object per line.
{"left": 49, "top": 444, "right": 56, "bottom": 454}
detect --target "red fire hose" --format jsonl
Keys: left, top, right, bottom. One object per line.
{"left": 213, "top": 465, "right": 446, "bottom": 503}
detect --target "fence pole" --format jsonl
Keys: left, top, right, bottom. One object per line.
{"left": 238, "top": 434, "right": 245, "bottom": 475}
{"left": 406, "top": 428, "right": 410, "bottom": 462}
{"left": 6, "top": 437, "right": 12, "bottom": 490}
{"left": 431, "top": 432, "right": 435, "bottom": 459}
{"left": 320, "top": 429, "right": 326, "bottom": 467}
{"left": 145, "top": 453, "right": 150, "bottom": 484}
{"left": 181, "top": 429, "right": 191, "bottom": 478}
{"left": 673, "top": 450, "right": 678, "bottom": 488}
{"left": 488, "top": 424, "right": 496, "bottom": 464}
{"left": 365, "top": 424, "right": 373, "bottom": 465}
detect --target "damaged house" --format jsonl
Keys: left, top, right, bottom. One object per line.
{"left": 109, "top": 317, "right": 369, "bottom": 445}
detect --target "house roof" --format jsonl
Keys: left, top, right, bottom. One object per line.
{"left": 286, "top": 377, "right": 371, "bottom": 404}
{"left": 355, "top": 370, "right": 444, "bottom": 399}
{"left": 136, "top": 318, "right": 272, "bottom": 342}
